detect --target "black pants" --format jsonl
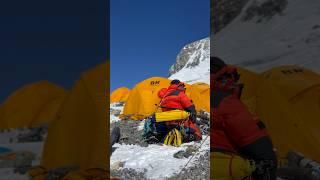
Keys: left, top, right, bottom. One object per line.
{"left": 240, "top": 136, "right": 278, "bottom": 180}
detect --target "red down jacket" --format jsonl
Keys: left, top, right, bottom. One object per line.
{"left": 211, "top": 91, "right": 268, "bottom": 153}
{"left": 158, "top": 84, "right": 202, "bottom": 140}
{"left": 158, "top": 84, "right": 193, "bottom": 111}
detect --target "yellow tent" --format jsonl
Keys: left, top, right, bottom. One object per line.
{"left": 255, "top": 65, "right": 320, "bottom": 161}
{"left": 121, "top": 77, "right": 210, "bottom": 120}
{"left": 32, "top": 96, "right": 66, "bottom": 127}
{"left": 0, "top": 81, "right": 66, "bottom": 129}
{"left": 233, "top": 65, "right": 320, "bottom": 161}
{"left": 171, "top": 82, "right": 211, "bottom": 113}
{"left": 189, "top": 82, "right": 210, "bottom": 112}
{"left": 121, "top": 77, "right": 171, "bottom": 120}
{"left": 110, "top": 87, "right": 130, "bottom": 103}
{"left": 41, "top": 62, "right": 108, "bottom": 170}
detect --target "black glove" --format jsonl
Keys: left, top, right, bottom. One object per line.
{"left": 190, "top": 113, "right": 197, "bottom": 123}
{"left": 252, "top": 159, "right": 277, "bottom": 180}
{"left": 240, "top": 136, "right": 277, "bottom": 180}
{"left": 184, "top": 105, "right": 197, "bottom": 122}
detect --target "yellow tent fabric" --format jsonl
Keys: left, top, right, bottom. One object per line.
{"left": 235, "top": 66, "right": 264, "bottom": 114}
{"left": 0, "top": 81, "right": 66, "bottom": 129}
{"left": 41, "top": 62, "right": 108, "bottom": 170}
{"left": 189, "top": 82, "right": 210, "bottom": 112}
{"left": 231, "top": 65, "right": 320, "bottom": 161}
{"left": 255, "top": 65, "right": 320, "bottom": 161}
{"left": 121, "top": 77, "right": 171, "bottom": 120}
{"left": 32, "top": 96, "right": 66, "bottom": 128}
{"left": 110, "top": 87, "right": 130, "bottom": 103}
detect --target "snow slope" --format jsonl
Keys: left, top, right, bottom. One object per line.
{"left": 213, "top": 0, "right": 320, "bottom": 73}
{"left": 111, "top": 136, "right": 209, "bottom": 179}
{"left": 169, "top": 38, "right": 210, "bottom": 84}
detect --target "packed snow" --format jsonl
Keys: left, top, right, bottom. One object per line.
{"left": 111, "top": 136, "right": 209, "bottom": 179}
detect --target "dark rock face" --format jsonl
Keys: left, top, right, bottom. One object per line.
{"left": 211, "top": 0, "right": 250, "bottom": 34}
{"left": 169, "top": 38, "right": 209, "bottom": 76}
{"left": 242, "top": 0, "right": 288, "bottom": 23}
{"left": 211, "top": 0, "right": 288, "bottom": 34}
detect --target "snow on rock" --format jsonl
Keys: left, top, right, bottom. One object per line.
{"left": 110, "top": 114, "right": 121, "bottom": 124}
{"left": 213, "top": 0, "right": 320, "bottom": 73}
{"left": 3, "top": 142, "right": 44, "bottom": 165}
{"left": 111, "top": 136, "right": 209, "bottom": 180}
{"left": 0, "top": 130, "right": 22, "bottom": 144}
{"left": 110, "top": 103, "right": 124, "bottom": 123}
{"left": 137, "top": 120, "right": 145, "bottom": 131}
{"left": 169, "top": 38, "right": 210, "bottom": 84}
{"left": 110, "top": 102, "right": 125, "bottom": 111}
{"left": 0, "top": 133, "right": 44, "bottom": 179}
{"left": 0, "top": 169, "right": 28, "bottom": 180}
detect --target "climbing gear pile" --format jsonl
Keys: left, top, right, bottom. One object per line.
{"left": 163, "top": 128, "right": 182, "bottom": 147}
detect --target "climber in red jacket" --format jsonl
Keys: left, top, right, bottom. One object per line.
{"left": 211, "top": 57, "right": 277, "bottom": 180}
{"left": 158, "top": 80, "right": 195, "bottom": 115}
{"left": 157, "top": 79, "right": 202, "bottom": 141}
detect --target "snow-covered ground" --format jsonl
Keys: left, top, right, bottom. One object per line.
{"left": 111, "top": 136, "right": 209, "bottom": 179}
{"left": 110, "top": 103, "right": 124, "bottom": 123}
{"left": 213, "top": 0, "right": 320, "bottom": 73}
{"left": 2, "top": 142, "right": 43, "bottom": 164}
{"left": 0, "top": 130, "right": 43, "bottom": 179}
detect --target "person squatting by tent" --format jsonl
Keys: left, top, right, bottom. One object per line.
{"left": 143, "top": 79, "right": 202, "bottom": 146}
{"left": 211, "top": 57, "right": 277, "bottom": 180}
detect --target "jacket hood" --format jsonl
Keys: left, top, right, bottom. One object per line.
{"left": 168, "top": 84, "right": 186, "bottom": 92}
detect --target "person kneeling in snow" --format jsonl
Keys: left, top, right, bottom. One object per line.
{"left": 143, "top": 79, "right": 202, "bottom": 146}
